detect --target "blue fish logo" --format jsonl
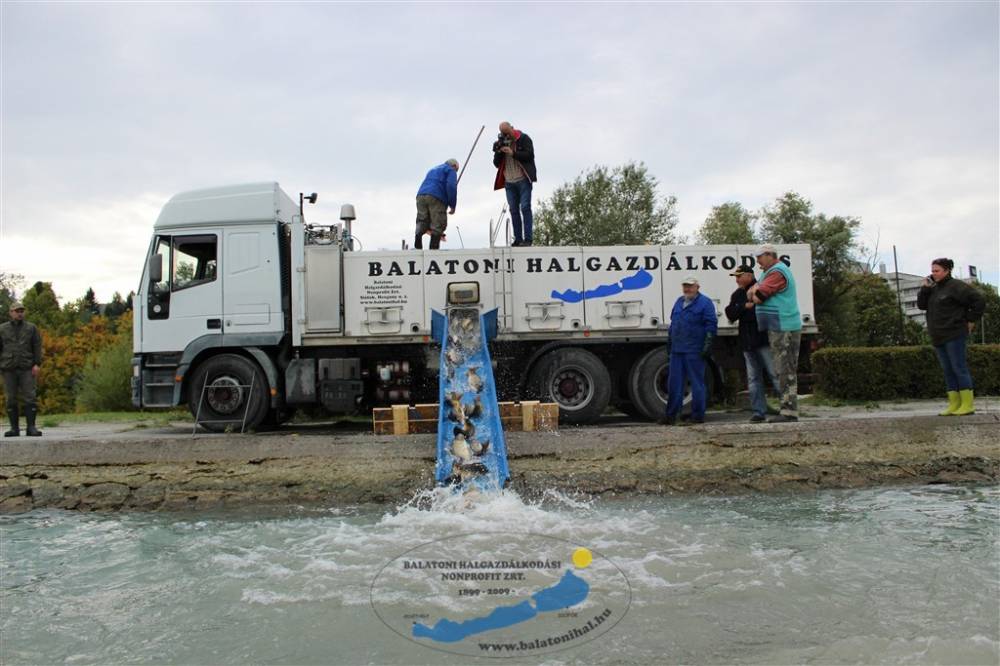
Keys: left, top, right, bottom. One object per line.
{"left": 550, "top": 268, "right": 653, "bottom": 304}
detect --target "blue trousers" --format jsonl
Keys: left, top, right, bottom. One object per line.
{"left": 505, "top": 179, "right": 533, "bottom": 243}
{"left": 744, "top": 346, "right": 779, "bottom": 417}
{"left": 666, "top": 352, "right": 706, "bottom": 419}
{"left": 934, "top": 334, "right": 973, "bottom": 391}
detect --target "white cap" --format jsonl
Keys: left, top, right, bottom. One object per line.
{"left": 681, "top": 275, "right": 699, "bottom": 285}
{"left": 755, "top": 243, "right": 778, "bottom": 256}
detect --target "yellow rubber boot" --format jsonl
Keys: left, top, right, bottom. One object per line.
{"left": 940, "top": 391, "right": 961, "bottom": 416}
{"left": 953, "top": 389, "right": 975, "bottom": 416}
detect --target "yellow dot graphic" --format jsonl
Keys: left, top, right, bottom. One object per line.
{"left": 572, "top": 547, "right": 593, "bottom": 569}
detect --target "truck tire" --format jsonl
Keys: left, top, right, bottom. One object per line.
{"left": 529, "top": 348, "right": 611, "bottom": 425}
{"left": 628, "top": 348, "right": 716, "bottom": 421}
{"left": 188, "top": 354, "right": 270, "bottom": 432}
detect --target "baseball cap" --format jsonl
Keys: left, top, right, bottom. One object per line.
{"left": 681, "top": 275, "right": 699, "bottom": 285}
{"left": 10, "top": 301, "right": 24, "bottom": 311}
{"left": 730, "top": 266, "right": 754, "bottom": 276}
{"left": 755, "top": 244, "right": 778, "bottom": 256}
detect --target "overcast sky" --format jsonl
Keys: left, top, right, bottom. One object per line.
{"left": 2, "top": 1, "right": 997, "bottom": 303}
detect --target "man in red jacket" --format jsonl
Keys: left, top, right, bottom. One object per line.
{"left": 492, "top": 121, "right": 538, "bottom": 246}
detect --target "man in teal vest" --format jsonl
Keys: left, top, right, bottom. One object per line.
{"left": 749, "top": 244, "right": 801, "bottom": 423}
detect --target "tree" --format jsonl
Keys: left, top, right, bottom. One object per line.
{"left": 970, "top": 282, "right": 1000, "bottom": 344}
{"left": 534, "top": 162, "right": 678, "bottom": 246}
{"left": 21, "top": 282, "right": 73, "bottom": 335}
{"left": 104, "top": 292, "right": 130, "bottom": 319}
{"left": 0, "top": 272, "right": 24, "bottom": 314}
{"left": 696, "top": 202, "right": 755, "bottom": 244}
{"left": 827, "top": 273, "right": 927, "bottom": 347}
{"left": 758, "top": 192, "right": 863, "bottom": 346}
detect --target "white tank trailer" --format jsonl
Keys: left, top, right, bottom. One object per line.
{"left": 132, "top": 182, "right": 817, "bottom": 431}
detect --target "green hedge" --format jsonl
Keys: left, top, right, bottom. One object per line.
{"left": 812, "top": 344, "right": 1000, "bottom": 400}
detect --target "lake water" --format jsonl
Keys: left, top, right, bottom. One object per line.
{"left": 2, "top": 484, "right": 997, "bottom": 664}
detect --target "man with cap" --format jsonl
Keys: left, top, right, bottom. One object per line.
{"left": 0, "top": 301, "right": 44, "bottom": 437}
{"left": 725, "top": 265, "right": 779, "bottom": 422}
{"left": 414, "top": 159, "right": 459, "bottom": 250}
{"left": 749, "top": 244, "right": 802, "bottom": 423}
{"left": 660, "top": 276, "right": 717, "bottom": 425}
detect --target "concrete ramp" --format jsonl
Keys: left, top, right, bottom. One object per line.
{"left": 431, "top": 307, "right": 510, "bottom": 491}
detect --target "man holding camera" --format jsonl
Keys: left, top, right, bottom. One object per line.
{"left": 492, "top": 121, "right": 537, "bottom": 247}
{"left": 414, "top": 159, "right": 459, "bottom": 250}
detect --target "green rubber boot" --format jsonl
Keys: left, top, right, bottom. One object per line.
{"left": 953, "top": 389, "right": 975, "bottom": 416}
{"left": 940, "top": 391, "right": 961, "bottom": 416}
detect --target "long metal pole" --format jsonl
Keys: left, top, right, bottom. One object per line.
{"left": 490, "top": 203, "right": 508, "bottom": 246}
{"left": 893, "top": 245, "right": 904, "bottom": 343}
{"left": 456, "top": 125, "right": 485, "bottom": 185}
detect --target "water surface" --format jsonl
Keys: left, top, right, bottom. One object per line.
{"left": 2, "top": 485, "right": 997, "bottom": 664}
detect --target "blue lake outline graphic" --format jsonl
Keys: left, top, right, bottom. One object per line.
{"left": 550, "top": 268, "right": 653, "bottom": 304}
{"left": 412, "top": 569, "right": 590, "bottom": 643}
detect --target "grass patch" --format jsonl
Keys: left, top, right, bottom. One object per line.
{"left": 36, "top": 409, "right": 191, "bottom": 427}
{"left": 799, "top": 394, "right": 880, "bottom": 409}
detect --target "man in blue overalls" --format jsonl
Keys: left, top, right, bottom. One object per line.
{"left": 661, "top": 276, "right": 717, "bottom": 425}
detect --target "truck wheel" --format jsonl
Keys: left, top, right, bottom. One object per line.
{"left": 188, "top": 354, "right": 270, "bottom": 432}
{"left": 529, "top": 348, "right": 611, "bottom": 425}
{"left": 628, "top": 348, "right": 716, "bottom": 421}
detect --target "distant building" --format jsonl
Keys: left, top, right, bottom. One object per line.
{"left": 879, "top": 265, "right": 928, "bottom": 325}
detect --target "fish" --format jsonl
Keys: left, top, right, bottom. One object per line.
{"left": 446, "top": 347, "right": 462, "bottom": 367}
{"left": 451, "top": 433, "right": 472, "bottom": 463}
{"left": 469, "top": 438, "right": 489, "bottom": 456}
{"left": 446, "top": 391, "right": 465, "bottom": 424}
{"left": 463, "top": 396, "right": 483, "bottom": 420}
{"left": 466, "top": 368, "right": 484, "bottom": 393}
{"left": 460, "top": 316, "right": 475, "bottom": 332}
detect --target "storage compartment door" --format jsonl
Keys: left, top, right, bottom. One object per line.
{"left": 509, "top": 248, "right": 585, "bottom": 333}
{"left": 580, "top": 247, "right": 664, "bottom": 331}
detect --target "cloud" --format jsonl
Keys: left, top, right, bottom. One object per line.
{"left": 1, "top": 2, "right": 996, "bottom": 302}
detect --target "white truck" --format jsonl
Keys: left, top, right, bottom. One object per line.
{"left": 132, "top": 182, "right": 817, "bottom": 430}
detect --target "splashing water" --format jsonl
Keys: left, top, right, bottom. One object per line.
{"left": 2, "top": 485, "right": 997, "bottom": 664}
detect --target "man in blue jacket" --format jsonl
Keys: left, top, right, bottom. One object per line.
{"left": 414, "top": 159, "right": 459, "bottom": 250}
{"left": 661, "top": 276, "right": 717, "bottom": 425}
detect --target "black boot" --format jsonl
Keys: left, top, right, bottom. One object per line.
{"left": 4, "top": 406, "right": 19, "bottom": 437}
{"left": 429, "top": 232, "right": 443, "bottom": 250}
{"left": 25, "top": 403, "right": 42, "bottom": 437}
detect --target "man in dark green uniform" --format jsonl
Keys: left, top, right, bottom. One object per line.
{"left": 1, "top": 301, "right": 43, "bottom": 437}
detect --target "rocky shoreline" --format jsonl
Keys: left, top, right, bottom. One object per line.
{"left": 1, "top": 413, "right": 997, "bottom": 512}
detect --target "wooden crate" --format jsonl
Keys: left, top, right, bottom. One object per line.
{"left": 373, "top": 401, "right": 559, "bottom": 435}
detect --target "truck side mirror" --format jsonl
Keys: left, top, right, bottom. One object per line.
{"left": 149, "top": 254, "right": 163, "bottom": 283}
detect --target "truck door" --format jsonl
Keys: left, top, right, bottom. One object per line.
{"left": 223, "top": 226, "right": 283, "bottom": 337}
{"left": 142, "top": 232, "right": 223, "bottom": 353}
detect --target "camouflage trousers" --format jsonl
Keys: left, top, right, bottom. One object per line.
{"left": 768, "top": 330, "right": 800, "bottom": 418}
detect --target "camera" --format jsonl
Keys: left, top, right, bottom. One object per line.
{"left": 493, "top": 133, "right": 512, "bottom": 152}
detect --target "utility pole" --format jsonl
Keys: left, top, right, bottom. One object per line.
{"left": 892, "top": 245, "right": 905, "bottom": 344}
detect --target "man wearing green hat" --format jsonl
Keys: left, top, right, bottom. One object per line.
{"left": 0, "top": 301, "right": 43, "bottom": 436}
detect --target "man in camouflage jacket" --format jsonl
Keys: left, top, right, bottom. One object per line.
{"left": 0, "top": 301, "right": 43, "bottom": 436}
